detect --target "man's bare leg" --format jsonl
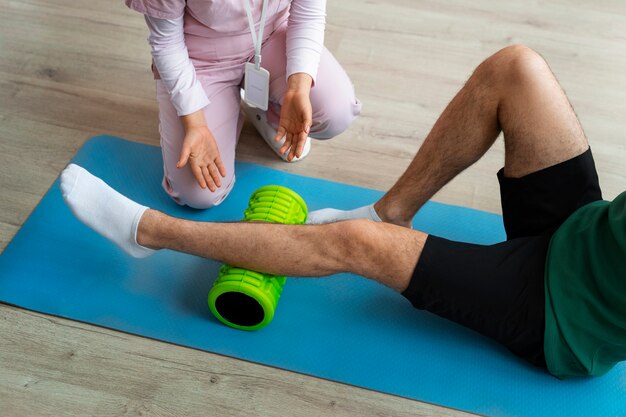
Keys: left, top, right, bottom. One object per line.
{"left": 60, "top": 163, "right": 425, "bottom": 292}
{"left": 137, "top": 210, "right": 424, "bottom": 292}
{"left": 375, "top": 45, "right": 588, "bottom": 226}
{"left": 308, "top": 45, "right": 588, "bottom": 227}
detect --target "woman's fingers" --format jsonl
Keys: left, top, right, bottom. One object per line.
{"left": 214, "top": 156, "right": 226, "bottom": 178}
{"left": 208, "top": 163, "right": 222, "bottom": 188}
{"left": 277, "top": 117, "right": 311, "bottom": 160}
{"left": 287, "top": 132, "right": 297, "bottom": 160}
{"left": 274, "top": 125, "right": 287, "bottom": 143}
{"left": 278, "top": 132, "right": 292, "bottom": 155}
{"left": 295, "top": 131, "right": 308, "bottom": 158}
{"left": 201, "top": 165, "right": 217, "bottom": 192}
{"left": 190, "top": 159, "right": 222, "bottom": 191}
{"left": 287, "top": 135, "right": 297, "bottom": 161}
{"left": 190, "top": 162, "right": 207, "bottom": 189}
{"left": 177, "top": 142, "right": 191, "bottom": 168}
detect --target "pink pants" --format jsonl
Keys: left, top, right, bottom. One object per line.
{"left": 157, "top": 15, "right": 361, "bottom": 209}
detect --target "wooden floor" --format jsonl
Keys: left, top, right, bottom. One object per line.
{"left": 1, "top": 0, "right": 624, "bottom": 415}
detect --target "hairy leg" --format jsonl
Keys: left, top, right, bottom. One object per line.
{"left": 61, "top": 164, "right": 426, "bottom": 292}
{"left": 496, "top": 46, "right": 588, "bottom": 177}
{"left": 375, "top": 45, "right": 588, "bottom": 226}
{"left": 138, "top": 210, "right": 425, "bottom": 292}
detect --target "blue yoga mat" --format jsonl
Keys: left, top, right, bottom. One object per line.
{"left": 1, "top": 136, "right": 624, "bottom": 416}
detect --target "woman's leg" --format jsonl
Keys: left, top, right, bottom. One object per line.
{"left": 260, "top": 24, "right": 361, "bottom": 139}
{"left": 157, "top": 81, "right": 242, "bottom": 209}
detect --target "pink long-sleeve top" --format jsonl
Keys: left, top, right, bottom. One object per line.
{"left": 126, "top": 0, "right": 326, "bottom": 116}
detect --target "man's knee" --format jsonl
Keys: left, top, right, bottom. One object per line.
{"left": 476, "top": 45, "right": 551, "bottom": 88}
{"left": 324, "top": 219, "right": 380, "bottom": 272}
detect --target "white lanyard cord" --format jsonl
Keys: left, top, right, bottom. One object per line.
{"left": 244, "top": 0, "right": 269, "bottom": 69}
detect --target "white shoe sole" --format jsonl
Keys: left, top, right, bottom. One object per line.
{"left": 240, "top": 92, "right": 311, "bottom": 162}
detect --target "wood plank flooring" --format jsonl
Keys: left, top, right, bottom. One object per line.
{"left": 1, "top": 0, "right": 624, "bottom": 415}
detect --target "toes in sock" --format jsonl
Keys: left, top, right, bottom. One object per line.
{"left": 306, "top": 204, "right": 381, "bottom": 225}
{"left": 60, "top": 164, "right": 154, "bottom": 258}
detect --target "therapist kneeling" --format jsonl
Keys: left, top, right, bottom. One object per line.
{"left": 126, "top": 0, "right": 362, "bottom": 208}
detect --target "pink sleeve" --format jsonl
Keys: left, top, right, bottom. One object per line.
{"left": 286, "top": 0, "right": 326, "bottom": 83}
{"left": 145, "top": 15, "right": 210, "bottom": 116}
{"left": 125, "top": 0, "right": 186, "bottom": 19}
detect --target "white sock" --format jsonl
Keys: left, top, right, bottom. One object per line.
{"left": 60, "top": 164, "right": 154, "bottom": 258}
{"left": 306, "top": 204, "right": 382, "bottom": 224}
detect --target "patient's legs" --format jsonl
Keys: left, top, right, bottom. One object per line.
{"left": 61, "top": 164, "right": 425, "bottom": 292}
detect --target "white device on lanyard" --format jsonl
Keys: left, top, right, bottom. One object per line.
{"left": 243, "top": 0, "right": 270, "bottom": 111}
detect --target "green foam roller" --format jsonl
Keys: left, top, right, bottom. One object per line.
{"left": 243, "top": 185, "right": 307, "bottom": 225}
{"left": 207, "top": 185, "right": 308, "bottom": 331}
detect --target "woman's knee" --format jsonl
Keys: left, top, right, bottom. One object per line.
{"left": 171, "top": 176, "right": 236, "bottom": 209}
{"left": 310, "top": 95, "right": 361, "bottom": 140}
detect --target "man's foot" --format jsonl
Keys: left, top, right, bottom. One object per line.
{"left": 307, "top": 203, "right": 414, "bottom": 228}
{"left": 306, "top": 204, "right": 382, "bottom": 224}
{"left": 241, "top": 91, "right": 311, "bottom": 162}
{"left": 60, "top": 164, "right": 154, "bottom": 258}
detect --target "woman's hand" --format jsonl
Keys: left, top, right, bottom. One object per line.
{"left": 274, "top": 73, "right": 313, "bottom": 161}
{"left": 178, "top": 110, "right": 226, "bottom": 191}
